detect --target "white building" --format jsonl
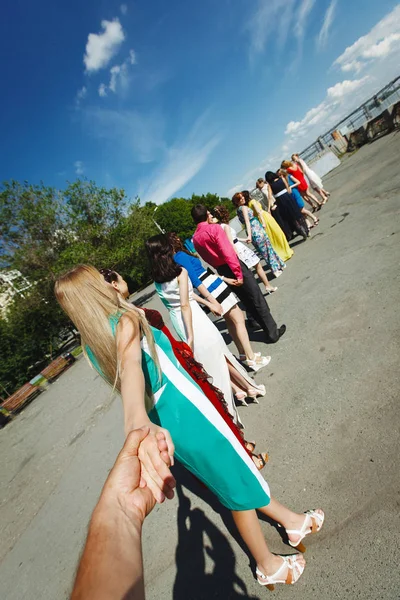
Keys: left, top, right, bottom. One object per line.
{"left": 0, "top": 270, "right": 32, "bottom": 315}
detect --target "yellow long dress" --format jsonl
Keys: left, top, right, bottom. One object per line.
{"left": 249, "top": 199, "right": 294, "bottom": 262}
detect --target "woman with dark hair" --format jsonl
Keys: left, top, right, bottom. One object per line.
{"left": 264, "top": 171, "right": 309, "bottom": 241}
{"left": 211, "top": 205, "right": 278, "bottom": 294}
{"left": 277, "top": 169, "right": 319, "bottom": 229}
{"left": 145, "top": 235, "right": 267, "bottom": 416}
{"left": 169, "top": 232, "right": 272, "bottom": 370}
{"left": 99, "top": 268, "right": 268, "bottom": 468}
{"left": 232, "top": 192, "right": 286, "bottom": 278}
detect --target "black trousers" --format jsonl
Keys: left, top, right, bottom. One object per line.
{"left": 217, "top": 261, "right": 279, "bottom": 342}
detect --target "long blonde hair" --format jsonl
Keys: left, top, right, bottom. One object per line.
{"left": 54, "top": 265, "right": 159, "bottom": 393}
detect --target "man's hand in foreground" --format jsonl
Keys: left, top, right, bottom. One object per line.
{"left": 70, "top": 427, "right": 176, "bottom": 600}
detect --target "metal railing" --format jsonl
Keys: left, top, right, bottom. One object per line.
{"left": 300, "top": 75, "right": 400, "bottom": 163}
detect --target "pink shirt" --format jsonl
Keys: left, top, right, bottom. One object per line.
{"left": 193, "top": 221, "right": 243, "bottom": 280}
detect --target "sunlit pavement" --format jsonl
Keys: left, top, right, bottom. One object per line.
{"left": 0, "top": 132, "right": 399, "bottom": 600}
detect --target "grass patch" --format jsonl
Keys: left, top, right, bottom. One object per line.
{"left": 71, "top": 346, "right": 83, "bottom": 358}
{"left": 30, "top": 374, "right": 47, "bottom": 387}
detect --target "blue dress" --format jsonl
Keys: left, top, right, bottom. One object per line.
{"left": 288, "top": 175, "right": 305, "bottom": 209}
{"left": 173, "top": 251, "right": 238, "bottom": 315}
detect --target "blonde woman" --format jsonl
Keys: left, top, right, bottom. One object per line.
{"left": 281, "top": 160, "right": 322, "bottom": 210}
{"left": 55, "top": 264, "right": 324, "bottom": 590}
{"left": 291, "top": 153, "right": 330, "bottom": 203}
{"left": 99, "top": 267, "right": 268, "bottom": 469}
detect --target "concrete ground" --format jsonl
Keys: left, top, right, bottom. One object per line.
{"left": 0, "top": 132, "right": 399, "bottom": 600}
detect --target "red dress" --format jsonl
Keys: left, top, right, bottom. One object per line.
{"left": 287, "top": 165, "right": 308, "bottom": 192}
{"left": 141, "top": 308, "right": 252, "bottom": 457}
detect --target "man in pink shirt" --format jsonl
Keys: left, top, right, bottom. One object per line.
{"left": 192, "top": 205, "right": 286, "bottom": 343}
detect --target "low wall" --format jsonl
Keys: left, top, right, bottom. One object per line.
{"left": 309, "top": 150, "right": 341, "bottom": 179}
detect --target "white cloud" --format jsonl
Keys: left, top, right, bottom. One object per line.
{"left": 226, "top": 184, "right": 244, "bottom": 197}
{"left": 128, "top": 49, "right": 136, "bottom": 65}
{"left": 285, "top": 100, "right": 328, "bottom": 135}
{"left": 83, "top": 107, "right": 166, "bottom": 164}
{"left": 75, "top": 86, "right": 87, "bottom": 106}
{"left": 327, "top": 76, "right": 370, "bottom": 99}
{"left": 98, "top": 49, "right": 136, "bottom": 97}
{"left": 140, "top": 113, "right": 221, "bottom": 205}
{"left": 246, "top": 0, "right": 296, "bottom": 58}
{"left": 341, "top": 60, "right": 363, "bottom": 73}
{"left": 317, "top": 0, "right": 337, "bottom": 50}
{"left": 98, "top": 83, "right": 107, "bottom": 97}
{"left": 120, "top": 4, "right": 128, "bottom": 15}
{"left": 334, "top": 5, "right": 400, "bottom": 73}
{"left": 229, "top": 5, "right": 400, "bottom": 196}
{"left": 362, "top": 32, "right": 400, "bottom": 58}
{"left": 109, "top": 64, "right": 123, "bottom": 92}
{"left": 74, "top": 161, "right": 84, "bottom": 176}
{"left": 84, "top": 19, "right": 125, "bottom": 72}
{"left": 294, "top": 0, "right": 316, "bottom": 42}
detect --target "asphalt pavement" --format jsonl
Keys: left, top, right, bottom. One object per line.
{"left": 0, "top": 131, "right": 399, "bottom": 600}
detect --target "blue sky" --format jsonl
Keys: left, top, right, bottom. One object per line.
{"left": 1, "top": 0, "right": 399, "bottom": 203}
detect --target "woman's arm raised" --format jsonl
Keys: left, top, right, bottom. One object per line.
{"left": 116, "top": 314, "right": 175, "bottom": 503}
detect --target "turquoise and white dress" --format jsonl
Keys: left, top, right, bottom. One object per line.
{"left": 88, "top": 316, "right": 271, "bottom": 510}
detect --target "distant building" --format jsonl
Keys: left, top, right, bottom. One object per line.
{"left": 0, "top": 270, "right": 32, "bottom": 315}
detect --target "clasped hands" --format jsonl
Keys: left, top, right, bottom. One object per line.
{"left": 98, "top": 425, "right": 176, "bottom": 530}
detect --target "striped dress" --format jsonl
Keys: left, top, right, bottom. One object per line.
{"left": 88, "top": 315, "right": 271, "bottom": 510}
{"left": 173, "top": 251, "right": 238, "bottom": 315}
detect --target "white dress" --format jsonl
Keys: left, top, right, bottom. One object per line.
{"left": 299, "top": 158, "right": 323, "bottom": 190}
{"left": 220, "top": 223, "right": 259, "bottom": 269}
{"left": 155, "top": 276, "right": 264, "bottom": 426}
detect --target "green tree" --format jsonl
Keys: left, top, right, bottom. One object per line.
{"left": 0, "top": 180, "right": 65, "bottom": 279}
{"left": 0, "top": 178, "right": 235, "bottom": 396}
{"left": 155, "top": 193, "right": 235, "bottom": 241}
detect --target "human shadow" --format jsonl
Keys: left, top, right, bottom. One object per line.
{"left": 289, "top": 237, "right": 307, "bottom": 248}
{"left": 133, "top": 288, "right": 157, "bottom": 307}
{"left": 172, "top": 472, "right": 259, "bottom": 600}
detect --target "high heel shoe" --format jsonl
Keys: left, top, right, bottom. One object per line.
{"left": 265, "top": 286, "right": 278, "bottom": 295}
{"left": 252, "top": 452, "right": 268, "bottom": 470}
{"left": 234, "top": 391, "right": 248, "bottom": 406}
{"left": 286, "top": 509, "right": 325, "bottom": 553}
{"left": 272, "top": 270, "right": 283, "bottom": 278}
{"left": 247, "top": 384, "right": 266, "bottom": 403}
{"left": 242, "top": 355, "right": 271, "bottom": 372}
{"left": 245, "top": 440, "right": 256, "bottom": 453}
{"left": 256, "top": 555, "right": 305, "bottom": 590}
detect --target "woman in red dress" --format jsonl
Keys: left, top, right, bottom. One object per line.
{"left": 281, "top": 160, "right": 322, "bottom": 211}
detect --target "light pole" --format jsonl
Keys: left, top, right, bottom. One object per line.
{"left": 152, "top": 206, "right": 166, "bottom": 234}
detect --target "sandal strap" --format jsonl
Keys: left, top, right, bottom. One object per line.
{"left": 286, "top": 510, "right": 323, "bottom": 535}
{"left": 256, "top": 556, "right": 304, "bottom": 586}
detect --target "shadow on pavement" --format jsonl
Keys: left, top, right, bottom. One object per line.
{"left": 134, "top": 289, "right": 157, "bottom": 307}
{"left": 171, "top": 465, "right": 258, "bottom": 600}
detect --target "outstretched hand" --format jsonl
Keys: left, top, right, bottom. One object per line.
{"left": 99, "top": 427, "right": 176, "bottom": 527}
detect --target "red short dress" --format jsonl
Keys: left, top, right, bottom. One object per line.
{"left": 287, "top": 166, "right": 308, "bottom": 192}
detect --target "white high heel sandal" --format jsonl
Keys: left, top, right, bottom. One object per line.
{"left": 256, "top": 554, "right": 305, "bottom": 590}
{"left": 286, "top": 509, "right": 325, "bottom": 553}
